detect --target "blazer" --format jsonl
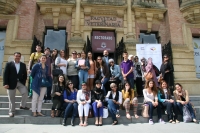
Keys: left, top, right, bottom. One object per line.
{"left": 3, "top": 61, "right": 27, "bottom": 89}
{"left": 96, "top": 64, "right": 110, "bottom": 79}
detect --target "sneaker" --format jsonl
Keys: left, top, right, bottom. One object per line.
{"left": 42, "top": 100, "right": 45, "bottom": 103}
{"left": 48, "top": 100, "right": 52, "bottom": 103}
{"left": 159, "top": 118, "right": 166, "bottom": 124}
{"left": 149, "top": 119, "right": 154, "bottom": 125}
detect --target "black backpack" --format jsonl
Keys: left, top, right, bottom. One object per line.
{"left": 153, "top": 65, "right": 160, "bottom": 77}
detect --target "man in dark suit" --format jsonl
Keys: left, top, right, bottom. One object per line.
{"left": 3, "top": 52, "right": 29, "bottom": 117}
{"left": 102, "top": 50, "right": 111, "bottom": 67}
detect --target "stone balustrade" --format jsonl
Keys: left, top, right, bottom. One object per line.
{"left": 0, "top": 0, "right": 22, "bottom": 14}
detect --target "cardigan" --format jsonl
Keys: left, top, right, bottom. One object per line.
{"left": 122, "top": 89, "right": 135, "bottom": 103}
{"left": 91, "top": 88, "right": 104, "bottom": 103}
{"left": 157, "top": 89, "right": 172, "bottom": 103}
{"left": 63, "top": 89, "right": 77, "bottom": 100}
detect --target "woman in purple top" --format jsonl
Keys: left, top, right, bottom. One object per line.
{"left": 62, "top": 80, "right": 78, "bottom": 126}
{"left": 145, "top": 58, "right": 159, "bottom": 87}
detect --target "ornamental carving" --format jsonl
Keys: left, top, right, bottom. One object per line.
{"left": 0, "top": 0, "right": 22, "bottom": 14}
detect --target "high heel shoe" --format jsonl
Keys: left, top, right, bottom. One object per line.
{"left": 71, "top": 118, "right": 75, "bottom": 126}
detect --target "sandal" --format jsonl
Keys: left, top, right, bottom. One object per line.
{"left": 33, "top": 112, "right": 37, "bottom": 117}
{"left": 169, "top": 120, "right": 175, "bottom": 124}
{"left": 134, "top": 114, "right": 139, "bottom": 119}
{"left": 83, "top": 121, "right": 88, "bottom": 127}
{"left": 79, "top": 121, "right": 83, "bottom": 126}
{"left": 175, "top": 119, "right": 180, "bottom": 123}
{"left": 116, "top": 114, "right": 120, "bottom": 118}
{"left": 112, "top": 120, "right": 118, "bottom": 125}
{"left": 126, "top": 113, "right": 131, "bottom": 119}
{"left": 37, "top": 112, "right": 45, "bottom": 117}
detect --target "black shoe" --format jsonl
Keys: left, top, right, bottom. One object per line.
{"left": 62, "top": 118, "right": 66, "bottom": 126}
{"left": 71, "top": 118, "right": 74, "bottom": 126}
{"left": 112, "top": 120, "right": 118, "bottom": 125}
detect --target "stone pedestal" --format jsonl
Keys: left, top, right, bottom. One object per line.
{"left": 68, "top": 37, "right": 85, "bottom": 55}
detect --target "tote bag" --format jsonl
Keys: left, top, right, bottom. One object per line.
{"left": 141, "top": 104, "right": 149, "bottom": 118}
{"left": 103, "top": 107, "right": 109, "bottom": 118}
{"left": 183, "top": 105, "right": 192, "bottom": 123}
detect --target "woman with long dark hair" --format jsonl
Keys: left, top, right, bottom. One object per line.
{"left": 143, "top": 80, "right": 165, "bottom": 125}
{"left": 62, "top": 80, "right": 78, "bottom": 126}
{"left": 174, "top": 83, "right": 198, "bottom": 123}
{"left": 158, "top": 80, "right": 179, "bottom": 123}
{"left": 122, "top": 81, "right": 139, "bottom": 119}
{"left": 51, "top": 74, "right": 65, "bottom": 118}
{"left": 87, "top": 51, "right": 96, "bottom": 90}
{"left": 96, "top": 56, "right": 110, "bottom": 96}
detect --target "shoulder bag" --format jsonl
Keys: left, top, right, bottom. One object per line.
{"left": 183, "top": 105, "right": 192, "bottom": 123}
{"left": 52, "top": 59, "right": 63, "bottom": 76}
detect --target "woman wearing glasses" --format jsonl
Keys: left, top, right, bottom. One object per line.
{"left": 106, "top": 83, "right": 122, "bottom": 125}
{"left": 62, "top": 80, "right": 78, "bottom": 126}
{"left": 77, "top": 82, "right": 91, "bottom": 126}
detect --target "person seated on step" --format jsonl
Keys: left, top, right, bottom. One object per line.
{"left": 105, "top": 83, "right": 122, "bottom": 125}
{"left": 62, "top": 80, "right": 78, "bottom": 126}
{"left": 91, "top": 80, "right": 104, "bottom": 126}
{"left": 51, "top": 74, "right": 65, "bottom": 118}
{"left": 143, "top": 79, "right": 166, "bottom": 125}
{"left": 77, "top": 81, "right": 91, "bottom": 127}
{"left": 3, "top": 52, "right": 30, "bottom": 117}
{"left": 122, "top": 81, "right": 139, "bottom": 119}
{"left": 173, "top": 83, "right": 199, "bottom": 124}
{"left": 158, "top": 80, "right": 179, "bottom": 124}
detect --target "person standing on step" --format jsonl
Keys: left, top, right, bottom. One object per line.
{"left": 122, "top": 81, "right": 139, "bottom": 119}
{"left": 3, "top": 52, "right": 29, "bottom": 117}
{"left": 62, "top": 80, "right": 78, "bottom": 126}
{"left": 43, "top": 47, "right": 53, "bottom": 103}
{"left": 31, "top": 54, "right": 51, "bottom": 117}
{"left": 87, "top": 51, "right": 96, "bottom": 91}
{"left": 106, "top": 83, "right": 122, "bottom": 125}
{"left": 173, "top": 83, "right": 199, "bottom": 124}
{"left": 102, "top": 50, "right": 111, "bottom": 67}
{"left": 91, "top": 80, "right": 104, "bottom": 126}
{"left": 28, "top": 45, "right": 43, "bottom": 98}
{"left": 77, "top": 82, "right": 91, "bottom": 127}
{"left": 158, "top": 80, "right": 179, "bottom": 124}
{"left": 51, "top": 49, "right": 58, "bottom": 83}
{"left": 51, "top": 74, "right": 66, "bottom": 118}
{"left": 75, "top": 51, "right": 90, "bottom": 90}
{"left": 143, "top": 79, "right": 166, "bottom": 125}
{"left": 120, "top": 51, "right": 134, "bottom": 89}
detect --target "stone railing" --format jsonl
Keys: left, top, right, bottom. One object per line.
{"left": 0, "top": 0, "right": 22, "bottom": 14}
{"left": 180, "top": 0, "right": 200, "bottom": 23}
{"left": 81, "top": 0, "right": 126, "bottom": 6}
{"left": 133, "top": 0, "right": 165, "bottom": 8}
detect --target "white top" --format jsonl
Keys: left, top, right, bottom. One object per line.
{"left": 163, "top": 88, "right": 168, "bottom": 99}
{"left": 14, "top": 61, "right": 20, "bottom": 74}
{"left": 143, "top": 89, "right": 158, "bottom": 102}
{"left": 76, "top": 90, "right": 91, "bottom": 104}
{"left": 100, "top": 68, "right": 104, "bottom": 77}
{"left": 105, "top": 91, "right": 122, "bottom": 104}
{"left": 60, "top": 58, "right": 68, "bottom": 75}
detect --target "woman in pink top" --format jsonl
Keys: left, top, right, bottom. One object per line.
{"left": 87, "top": 52, "right": 96, "bottom": 90}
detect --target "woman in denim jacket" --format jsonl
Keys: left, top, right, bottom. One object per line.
{"left": 75, "top": 51, "right": 90, "bottom": 89}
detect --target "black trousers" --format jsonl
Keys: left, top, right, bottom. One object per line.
{"left": 136, "top": 77, "right": 143, "bottom": 96}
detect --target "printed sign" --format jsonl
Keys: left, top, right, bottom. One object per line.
{"left": 92, "top": 31, "right": 115, "bottom": 52}
{"left": 192, "top": 38, "right": 200, "bottom": 79}
{"left": 136, "top": 44, "right": 162, "bottom": 71}
{"left": 85, "top": 16, "right": 123, "bottom": 27}
{"left": 0, "top": 31, "right": 6, "bottom": 76}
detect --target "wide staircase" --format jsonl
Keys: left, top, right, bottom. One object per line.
{"left": 0, "top": 95, "right": 199, "bottom": 124}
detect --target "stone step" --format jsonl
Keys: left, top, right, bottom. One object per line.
{"left": 0, "top": 115, "right": 183, "bottom": 124}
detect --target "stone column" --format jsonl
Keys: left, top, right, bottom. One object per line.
{"left": 73, "top": 0, "right": 81, "bottom": 37}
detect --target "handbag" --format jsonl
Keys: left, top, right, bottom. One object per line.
{"left": 52, "top": 63, "right": 63, "bottom": 76}
{"left": 141, "top": 104, "right": 149, "bottom": 118}
{"left": 103, "top": 107, "right": 109, "bottom": 118}
{"left": 41, "top": 78, "right": 51, "bottom": 87}
{"left": 183, "top": 105, "right": 192, "bottom": 123}
{"left": 144, "top": 72, "right": 153, "bottom": 81}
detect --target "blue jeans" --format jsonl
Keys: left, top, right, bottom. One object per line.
{"left": 78, "top": 70, "right": 88, "bottom": 89}
{"left": 107, "top": 99, "right": 119, "bottom": 121}
{"left": 92, "top": 102, "right": 103, "bottom": 117}
{"left": 176, "top": 102, "right": 196, "bottom": 119}
{"left": 145, "top": 102, "right": 162, "bottom": 119}
{"left": 127, "top": 77, "right": 134, "bottom": 89}
{"left": 63, "top": 102, "right": 78, "bottom": 119}
{"left": 160, "top": 101, "right": 179, "bottom": 120}
{"left": 101, "top": 77, "right": 109, "bottom": 96}
{"left": 68, "top": 75, "right": 79, "bottom": 89}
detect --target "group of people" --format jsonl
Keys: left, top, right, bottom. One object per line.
{"left": 2, "top": 45, "right": 199, "bottom": 126}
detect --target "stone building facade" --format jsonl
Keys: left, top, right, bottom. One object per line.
{"left": 0, "top": 0, "right": 200, "bottom": 95}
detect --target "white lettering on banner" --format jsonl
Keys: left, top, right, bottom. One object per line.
{"left": 136, "top": 44, "right": 162, "bottom": 76}
{"left": 192, "top": 38, "right": 200, "bottom": 79}
{"left": 0, "top": 31, "right": 6, "bottom": 76}
{"left": 94, "top": 36, "right": 112, "bottom": 40}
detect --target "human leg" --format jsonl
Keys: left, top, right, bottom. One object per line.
{"left": 7, "top": 89, "right": 16, "bottom": 115}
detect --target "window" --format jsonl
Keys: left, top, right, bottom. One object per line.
{"left": 139, "top": 33, "right": 158, "bottom": 44}
{"left": 44, "top": 29, "right": 67, "bottom": 50}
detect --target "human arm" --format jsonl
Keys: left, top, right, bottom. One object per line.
{"left": 185, "top": 90, "right": 189, "bottom": 104}
{"left": 55, "top": 57, "right": 66, "bottom": 67}
{"left": 30, "top": 64, "right": 38, "bottom": 79}
{"left": 157, "top": 91, "right": 166, "bottom": 103}
{"left": 51, "top": 84, "right": 56, "bottom": 97}
{"left": 105, "top": 91, "right": 111, "bottom": 101}
{"left": 117, "top": 91, "right": 122, "bottom": 105}
{"left": 114, "top": 65, "right": 121, "bottom": 78}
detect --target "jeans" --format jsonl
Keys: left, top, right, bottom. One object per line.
{"left": 160, "top": 101, "right": 179, "bottom": 120}
{"left": 176, "top": 102, "right": 196, "bottom": 119}
{"left": 51, "top": 98, "right": 61, "bottom": 110}
{"left": 63, "top": 102, "right": 78, "bottom": 119}
{"left": 92, "top": 102, "right": 103, "bottom": 117}
{"left": 78, "top": 70, "right": 88, "bottom": 89}
{"left": 101, "top": 77, "right": 109, "bottom": 96}
{"left": 127, "top": 77, "right": 134, "bottom": 89}
{"left": 68, "top": 75, "right": 79, "bottom": 89}
{"left": 45, "top": 76, "right": 52, "bottom": 100}
{"left": 107, "top": 99, "right": 119, "bottom": 121}
{"left": 145, "top": 102, "right": 162, "bottom": 119}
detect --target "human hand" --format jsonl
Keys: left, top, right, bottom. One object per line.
{"left": 4, "top": 85, "right": 9, "bottom": 89}
{"left": 55, "top": 92, "right": 61, "bottom": 96}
